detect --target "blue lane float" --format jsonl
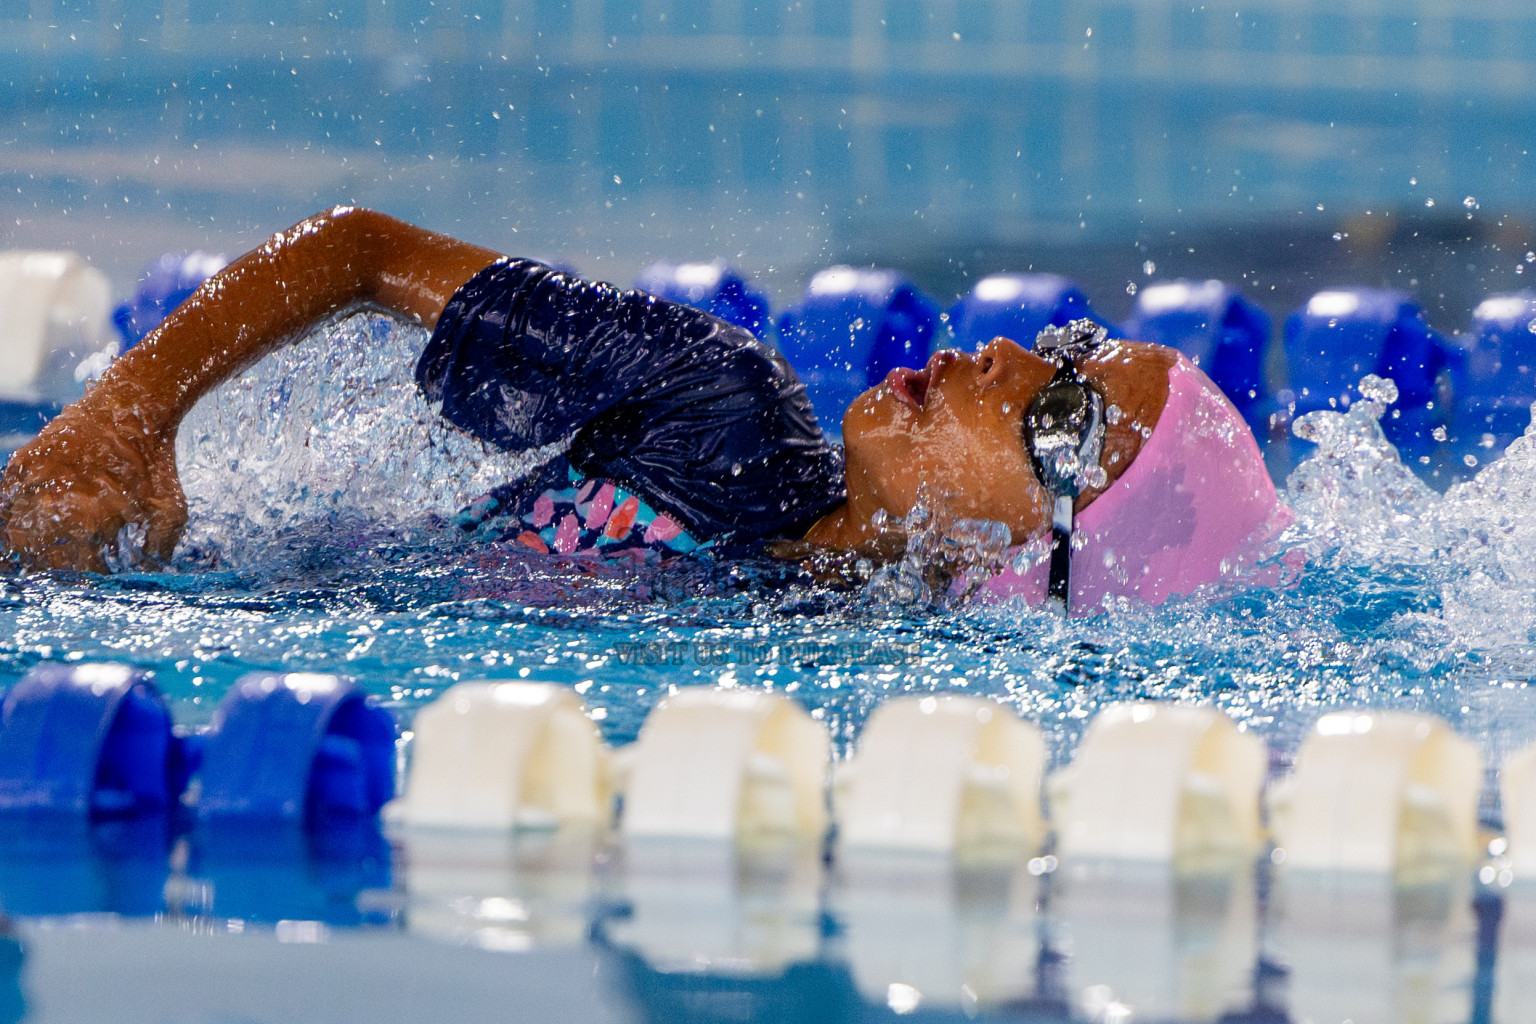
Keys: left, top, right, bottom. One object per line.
{"left": 111, "top": 250, "right": 225, "bottom": 350}
{"left": 1283, "top": 288, "right": 1458, "bottom": 453}
{"left": 776, "top": 267, "right": 940, "bottom": 426}
{"left": 1123, "top": 279, "right": 1274, "bottom": 434}
{"left": 0, "top": 663, "right": 191, "bottom": 817}
{"left": 197, "top": 672, "right": 395, "bottom": 823}
{"left": 1452, "top": 292, "right": 1536, "bottom": 458}
{"left": 634, "top": 260, "right": 772, "bottom": 338}
{"left": 947, "top": 273, "right": 1108, "bottom": 352}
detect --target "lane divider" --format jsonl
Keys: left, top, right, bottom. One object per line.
{"left": 836, "top": 694, "right": 1044, "bottom": 859}
{"left": 0, "top": 663, "right": 190, "bottom": 816}
{"left": 1049, "top": 702, "right": 1265, "bottom": 866}
{"left": 198, "top": 672, "right": 395, "bottom": 822}
{"left": 618, "top": 688, "right": 828, "bottom": 846}
{"left": 385, "top": 681, "right": 609, "bottom": 830}
{"left": 1269, "top": 710, "right": 1483, "bottom": 875}
{"left": 0, "top": 663, "right": 1519, "bottom": 884}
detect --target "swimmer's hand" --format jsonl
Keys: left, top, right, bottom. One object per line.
{"left": 0, "top": 395, "right": 186, "bottom": 573}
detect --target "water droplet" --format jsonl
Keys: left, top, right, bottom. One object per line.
{"left": 1464, "top": 453, "right": 1479, "bottom": 467}
{"left": 1526, "top": 318, "right": 1536, "bottom": 335}
{"left": 1409, "top": 176, "right": 1417, "bottom": 185}
{"left": 1464, "top": 195, "right": 1479, "bottom": 210}
{"left": 1432, "top": 425, "right": 1448, "bottom": 441}
{"left": 1332, "top": 232, "right": 1344, "bottom": 241}
{"left": 1316, "top": 203, "right": 1325, "bottom": 211}
{"left": 613, "top": 175, "right": 622, "bottom": 184}
{"left": 1105, "top": 404, "right": 1124, "bottom": 425}
{"left": 1358, "top": 374, "right": 1399, "bottom": 406}
{"left": 1125, "top": 281, "right": 1137, "bottom": 295}
{"left": 1142, "top": 260, "right": 1156, "bottom": 276}
{"left": 1425, "top": 198, "right": 1436, "bottom": 207}
{"left": 1000, "top": 402, "right": 1011, "bottom": 415}
{"left": 730, "top": 462, "right": 742, "bottom": 476}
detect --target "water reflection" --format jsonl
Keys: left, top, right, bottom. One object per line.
{"left": 0, "top": 808, "right": 1519, "bottom": 1022}
{"left": 395, "top": 826, "right": 600, "bottom": 952}
{"left": 1269, "top": 870, "right": 1476, "bottom": 1024}
{"left": 832, "top": 851, "right": 1040, "bottom": 1013}
{"left": 0, "top": 813, "right": 170, "bottom": 918}
{"left": 170, "top": 819, "right": 393, "bottom": 927}
{"left": 1051, "top": 860, "right": 1256, "bottom": 1022}
{"left": 603, "top": 839, "right": 823, "bottom": 977}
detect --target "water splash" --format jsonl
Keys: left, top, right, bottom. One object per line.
{"left": 10, "top": 348, "right": 1536, "bottom": 767}
{"left": 174, "top": 312, "right": 554, "bottom": 568}
{"left": 863, "top": 492, "right": 1017, "bottom": 607}
{"left": 1284, "top": 373, "right": 1437, "bottom": 566}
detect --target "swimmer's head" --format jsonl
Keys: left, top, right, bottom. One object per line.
{"left": 830, "top": 329, "right": 1178, "bottom": 546}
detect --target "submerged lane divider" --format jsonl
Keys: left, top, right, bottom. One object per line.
{"left": 0, "top": 662, "right": 1525, "bottom": 883}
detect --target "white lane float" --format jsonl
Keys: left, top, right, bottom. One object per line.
{"left": 1268, "top": 711, "right": 1483, "bottom": 876}
{"left": 1049, "top": 703, "right": 1265, "bottom": 867}
{"left": 386, "top": 681, "right": 611, "bottom": 830}
{"left": 618, "top": 687, "right": 830, "bottom": 846}
{"left": 836, "top": 695, "right": 1045, "bottom": 859}
{"left": 0, "top": 250, "right": 115, "bottom": 403}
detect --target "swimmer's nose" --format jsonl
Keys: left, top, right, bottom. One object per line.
{"left": 975, "top": 338, "right": 1009, "bottom": 388}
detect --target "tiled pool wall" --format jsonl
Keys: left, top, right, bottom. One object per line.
{"left": 5, "top": 0, "right": 1536, "bottom": 324}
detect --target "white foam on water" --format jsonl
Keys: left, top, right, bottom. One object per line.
{"left": 1281, "top": 375, "right": 1536, "bottom": 671}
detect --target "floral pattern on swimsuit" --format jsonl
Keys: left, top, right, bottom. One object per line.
{"left": 454, "top": 465, "right": 708, "bottom": 560}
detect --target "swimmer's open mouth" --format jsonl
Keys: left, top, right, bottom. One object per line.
{"left": 887, "top": 366, "right": 932, "bottom": 410}
{"left": 888, "top": 351, "right": 959, "bottom": 410}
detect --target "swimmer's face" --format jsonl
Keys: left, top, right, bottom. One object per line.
{"left": 835, "top": 336, "right": 1176, "bottom": 545}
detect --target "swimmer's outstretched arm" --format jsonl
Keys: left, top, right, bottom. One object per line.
{"left": 0, "top": 206, "right": 501, "bottom": 571}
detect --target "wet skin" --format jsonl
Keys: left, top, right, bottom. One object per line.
{"left": 0, "top": 206, "right": 1174, "bottom": 572}
{"left": 803, "top": 338, "right": 1175, "bottom": 550}
{"left": 0, "top": 207, "right": 499, "bottom": 572}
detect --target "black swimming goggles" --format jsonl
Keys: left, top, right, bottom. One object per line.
{"left": 1022, "top": 319, "right": 1108, "bottom": 612}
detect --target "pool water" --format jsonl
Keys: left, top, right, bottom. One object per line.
{"left": 0, "top": 311, "right": 1532, "bottom": 1020}
{"left": 8, "top": 312, "right": 1530, "bottom": 761}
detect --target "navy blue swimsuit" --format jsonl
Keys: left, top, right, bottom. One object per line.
{"left": 415, "top": 258, "right": 846, "bottom": 554}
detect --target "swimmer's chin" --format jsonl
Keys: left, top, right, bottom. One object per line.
{"left": 837, "top": 380, "right": 908, "bottom": 441}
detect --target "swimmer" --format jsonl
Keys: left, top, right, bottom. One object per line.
{"left": 0, "top": 207, "right": 1283, "bottom": 610}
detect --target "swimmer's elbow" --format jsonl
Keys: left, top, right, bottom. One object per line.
{"left": 271, "top": 205, "right": 496, "bottom": 326}
{"left": 275, "top": 206, "right": 423, "bottom": 309}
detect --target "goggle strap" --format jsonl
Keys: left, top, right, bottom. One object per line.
{"left": 1048, "top": 494, "right": 1074, "bottom": 607}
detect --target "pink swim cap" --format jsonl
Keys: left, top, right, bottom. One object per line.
{"left": 976, "top": 352, "right": 1291, "bottom": 614}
